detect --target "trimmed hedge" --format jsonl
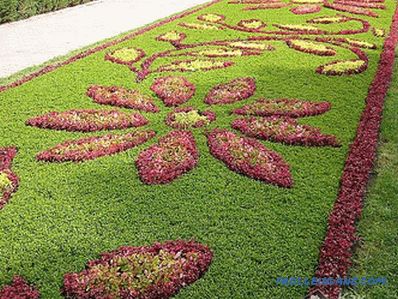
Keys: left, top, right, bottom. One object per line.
{"left": 0, "top": 0, "right": 93, "bottom": 24}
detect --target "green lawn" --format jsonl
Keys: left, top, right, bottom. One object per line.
{"left": 0, "top": 0, "right": 397, "bottom": 298}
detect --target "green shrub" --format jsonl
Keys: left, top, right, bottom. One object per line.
{"left": 0, "top": 0, "right": 93, "bottom": 24}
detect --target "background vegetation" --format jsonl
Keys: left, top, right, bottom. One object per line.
{"left": 0, "top": 0, "right": 93, "bottom": 24}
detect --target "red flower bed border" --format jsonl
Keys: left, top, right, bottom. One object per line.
{"left": 0, "top": 147, "right": 19, "bottom": 210}
{"left": 0, "top": 276, "right": 40, "bottom": 299}
{"left": 290, "top": 4, "right": 322, "bottom": 15}
{"left": 0, "top": 0, "right": 223, "bottom": 93}
{"left": 62, "top": 240, "right": 213, "bottom": 299}
{"left": 309, "top": 4, "right": 398, "bottom": 299}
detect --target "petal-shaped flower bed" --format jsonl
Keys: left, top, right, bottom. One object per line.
{"left": 158, "top": 59, "right": 234, "bottom": 73}
{"left": 136, "top": 131, "right": 199, "bottom": 184}
{"left": 179, "top": 22, "right": 222, "bottom": 30}
{"left": 342, "top": 38, "right": 377, "bottom": 49}
{"left": 151, "top": 76, "right": 196, "bottom": 107}
{"left": 233, "top": 98, "right": 331, "bottom": 118}
{"left": 274, "top": 24, "right": 323, "bottom": 34}
{"left": 226, "top": 41, "right": 275, "bottom": 51}
{"left": 307, "top": 15, "right": 348, "bottom": 24}
{"left": 185, "top": 47, "right": 258, "bottom": 58}
{"left": 232, "top": 117, "right": 341, "bottom": 147}
{"left": 62, "top": 240, "right": 212, "bottom": 299}
{"left": 205, "top": 77, "right": 256, "bottom": 105}
{"left": 372, "top": 27, "right": 385, "bottom": 37}
{"left": 0, "top": 276, "right": 40, "bottom": 299}
{"left": 26, "top": 110, "right": 148, "bottom": 132}
{"left": 290, "top": 4, "right": 322, "bottom": 15}
{"left": 317, "top": 59, "right": 367, "bottom": 76}
{"left": 156, "top": 31, "right": 186, "bottom": 43}
{"left": 323, "top": 2, "right": 378, "bottom": 17}
{"left": 244, "top": 2, "right": 290, "bottom": 10}
{"left": 286, "top": 40, "right": 336, "bottom": 56}
{"left": 166, "top": 107, "right": 216, "bottom": 129}
{"left": 87, "top": 85, "right": 159, "bottom": 112}
{"left": 37, "top": 130, "right": 156, "bottom": 163}
{"left": 334, "top": 0, "right": 385, "bottom": 9}
{"left": 237, "top": 19, "right": 267, "bottom": 30}
{"left": 197, "top": 13, "right": 225, "bottom": 23}
{"left": 105, "top": 47, "right": 146, "bottom": 66}
{"left": 0, "top": 147, "right": 19, "bottom": 210}
{"left": 207, "top": 129, "right": 293, "bottom": 187}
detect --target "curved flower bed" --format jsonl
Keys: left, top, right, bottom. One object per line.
{"left": 87, "top": 85, "right": 159, "bottom": 112}
{"left": 286, "top": 39, "right": 336, "bottom": 56}
{"left": 205, "top": 77, "right": 256, "bottom": 105}
{"left": 26, "top": 110, "right": 148, "bottom": 132}
{"left": 232, "top": 117, "right": 341, "bottom": 147}
{"left": 0, "top": 276, "right": 40, "bottom": 299}
{"left": 0, "top": 147, "right": 19, "bottom": 210}
{"left": 36, "top": 130, "right": 156, "bottom": 162}
{"left": 166, "top": 107, "right": 216, "bottom": 129}
{"left": 136, "top": 131, "right": 199, "bottom": 184}
{"left": 151, "top": 76, "right": 196, "bottom": 107}
{"left": 62, "top": 240, "right": 212, "bottom": 299}
{"left": 290, "top": 4, "right": 322, "bottom": 15}
{"left": 105, "top": 47, "right": 146, "bottom": 66}
{"left": 207, "top": 129, "right": 293, "bottom": 187}
{"left": 233, "top": 98, "right": 331, "bottom": 118}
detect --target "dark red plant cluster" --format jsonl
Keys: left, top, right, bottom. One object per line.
{"left": 37, "top": 130, "right": 156, "bottom": 163}
{"left": 207, "top": 129, "right": 293, "bottom": 187}
{"left": 232, "top": 116, "right": 341, "bottom": 147}
{"left": 0, "top": 276, "right": 40, "bottom": 299}
{"left": 0, "top": 0, "right": 223, "bottom": 93}
{"left": 165, "top": 107, "right": 216, "bottom": 129}
{"left": 290, "top": 4, "right": 322, "bottom": 15}
{"left": 205, "top": 77, "right": 256, "bottom": 105}
{"left": 136, "top": 131, "right": 198, "bottom": 184}
{"left": 0, "top": 147, "right": 19, "bottom": 210}
{"left": 104, "top": 47, "right": 146, "bottom": 66}
{"left": 286, "top": 39, "right": 336, "bottom": 56}
{"left": 309, "top": 4, "right": 398, "bottom": 298}
{"left": 323, "top": 1, "right": 379, "bottom": 17}
{"left": 62, "top": 240, "right": 213, "bottom": 299}
{"left": 87, "top": 85, "right": 159, "bottom": 112}
{"left": 233, "top": 98, "right": 331, "bottom": 118}
{"left": 151, "top": 76, "right": 195, "bottom": 107}
{"left": 26, "top": 110, "right": 148, "bottom": 132}
{"left": 316, "top": 47, "right": 368, "bottom": 76}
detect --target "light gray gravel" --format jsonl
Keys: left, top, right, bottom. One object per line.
{"left": 0, "top": 0, "right": 210, "bottom": 79}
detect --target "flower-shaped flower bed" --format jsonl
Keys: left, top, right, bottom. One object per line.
{"left": 135, "top": 131, "right": 199, "bottom": 185}
{"left": 232, "top": 116, "right": 341, "bottom": 147}
{"left": 105, "top": 47, "right": 146, "bottom": 66}
{"left": 87, "top": 85, "right": 159, "bottom": 112}
{"left": 233, "top": 98, "right": 331, "bottom": 118}
{"left": 0, "top": 147, "right": 19, "bottom": 210}
{"left": 207, "top": 129, "right": 293, "bottom": 187}
{"left": 205, "top": 77, "right": 256, "bottom": 105}
{"left": 166, "top": 107, "right": 216, "bottom": 129}
{"left": 37, "top": 131, "right": 156, "bottom": 162}
{"left": 151, "top": 76, "right": 195, "bottom": 107}
{"left": 62, "top": 240, "right": 212, "bottom": 299}
{"left": 0, "top": 276, "right": 40, "bottom": 299}
{"left": 26, "top": 110, "right": 148, "bottom": 132}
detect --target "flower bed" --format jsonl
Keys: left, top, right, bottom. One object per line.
{"left": 0, "top": 276, "right": 40, "bottom": 299}
{"left": 62, "top": 240, "right": 212, "bottom": 299}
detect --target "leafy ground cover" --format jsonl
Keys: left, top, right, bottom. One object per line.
{"left": 0, "top": 0, "right": 397, "bottom": 298}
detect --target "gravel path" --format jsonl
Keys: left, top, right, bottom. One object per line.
{"left": 0, "top": 0, "right": 209, "bottom": 79}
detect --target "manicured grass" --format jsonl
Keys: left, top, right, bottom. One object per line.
{"left": 0, "top": 0, "right": 397, "bottom": 298}
{"left": 346, "top": 47, "right": 398, "bottom": 299}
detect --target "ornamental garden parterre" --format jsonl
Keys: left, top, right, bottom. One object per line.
{"left": 0, "top": 0, "right": 398, "bottom": 298}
